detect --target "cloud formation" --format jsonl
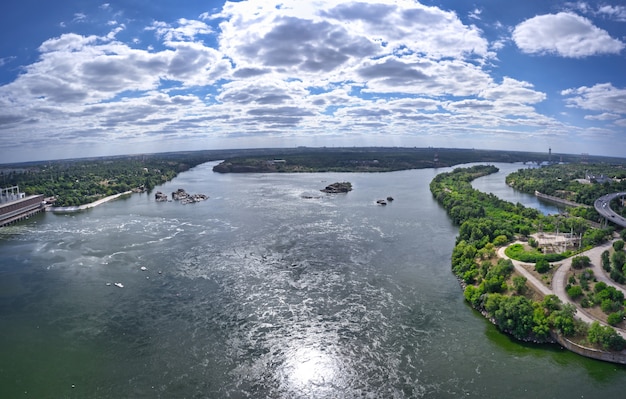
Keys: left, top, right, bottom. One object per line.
{"left": 0, "top": 0, "right": 625, "bottom": 161}
{"left": 562, "top": 83, "right": 626, "bottom": 114}
{"left": 513, "top": 12, "right": 625, "bottom": 58}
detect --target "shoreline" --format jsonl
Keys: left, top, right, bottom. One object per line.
{"left": 47, "top": 191, "right": 133, "bottom": 213}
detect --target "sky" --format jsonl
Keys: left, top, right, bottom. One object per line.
{"left": 1, "top": 0, "right": 626, "bottom": 163}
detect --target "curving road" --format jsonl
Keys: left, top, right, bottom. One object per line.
{"left": 498, "top": 241, "right": 626, "bottom": 339}
{"left": 594, "top": 192, "right": 626, "bottom": 228}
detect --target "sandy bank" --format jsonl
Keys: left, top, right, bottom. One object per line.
{"left": 48, "top": 191, "right": 133, "bottom": 213}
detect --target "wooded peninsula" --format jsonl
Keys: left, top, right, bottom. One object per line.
{"left": 431, "top": 164, "right": 626, "bottom": 356}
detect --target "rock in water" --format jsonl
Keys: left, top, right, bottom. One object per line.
{"left": 321, "top": 182, "right": 352, "bottom": 193}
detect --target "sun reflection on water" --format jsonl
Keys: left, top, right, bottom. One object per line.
{"left": 284, "top": 346, "right": 342, "bottom": 395}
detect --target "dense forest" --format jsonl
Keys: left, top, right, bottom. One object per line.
{"left": 430, "top": 165, "right": 626, "bottom": 351}
{"left": 0, "top": 153, "right": 219, "bottom": 207}
{"left": 506, "top": 164, "right": 626, "bottom": 216}
{"left": 212, "top": 147, "right": 602, "bottom": 173}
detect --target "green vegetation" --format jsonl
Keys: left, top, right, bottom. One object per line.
{"left": 534, "top": 258, "right": 551, "bottom": 274}
{"left": 1, "top": 152, "right": 219, "bottom": 207}
{"left": 506, "top": 163, "right": 626, "bottom": 219}
{"left": 505, "top": 243, "right": 567, "bottom": 263}
{"left": 431, "top": 165, "right": 625, "bottom": 350}
{"left": 5, "top": 147, "right": 606, "bottom": 206}
{"left": 588, "top": 321, "right": 626, "bottom": 351}
{"left": 601, "top": 241, "right": 626, "bottom": 284}
{"left": 571, "top": 255, "right": 591, "bottom": 270}
{"left": 212, "top": 147, "right": 609, "bottom": 174}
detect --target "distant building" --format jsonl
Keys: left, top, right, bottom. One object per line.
{"left": 586, "top": 174, "right": 612, "bottom": 184}
{"left": 0, "top": 185, "right": 26, "bottom": 203}
{"left": 267, "top": 159, "right": 286, "bottom": 165}
{"left": 0, "top": 186, "right": 45, "bottom": 227}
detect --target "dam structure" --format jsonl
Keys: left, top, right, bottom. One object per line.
{"left": 0, "top": 186, "right": 45, "bottom": 227}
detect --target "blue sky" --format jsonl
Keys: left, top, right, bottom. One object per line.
{"left": 1, "top": 0, "right": 626, "bottom": 163}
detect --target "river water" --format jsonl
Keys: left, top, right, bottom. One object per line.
{"left": 0, "top": 162, "right": 624, "bottom": 398}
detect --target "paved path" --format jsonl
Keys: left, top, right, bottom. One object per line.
{"left": 498, "top": 241, "right": 626, "bottom": 338}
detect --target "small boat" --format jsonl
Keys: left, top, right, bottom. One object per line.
{"left": 114, "top": 282, "right": 124, "bottom": 288}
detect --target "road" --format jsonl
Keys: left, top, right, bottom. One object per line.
{"left": 498, "top": 241, "right": 626, "bottom": 339}
{"left": 594, "top": 192, "right": 626, "bottom": 228}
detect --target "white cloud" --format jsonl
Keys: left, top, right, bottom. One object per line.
{"left": 469, "top": 8, "right": 482, "bottom": 21}
{"left": 512, "top": 12, "right": 624, "bottom": 57}
{"left": 147, "top": 18, "right": 213, "bottom": 43}
{"left": 597, "top": 5, "right": 626, "bottom": 21}
{"left": 1, "top": 0, "right": 586, "bottom": 159}
{"left": 562, "top": 83, "right": 626, "bottom": 115}
{"left": 217, "top": 0, "right": 489, "bottom": 87}
{"left": 567, "top": 2, "right": 626, "bottom": 22}
{"left": 0, "top": 30, "right": 228, "bottom": 107}
{"left": 73, "top": 13, "right": 87, "bottom": 23}
{"left": 480, "top": 77, "right": 546, "bottom": 104}
{"left": 584, "top": 112, "right": 620, "bottom": 121}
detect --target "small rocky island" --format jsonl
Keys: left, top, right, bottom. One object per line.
{"left": 155, "top": 188, "right": 208, "bottom": 204}
{"left": 321, "top": 182, "right": 352, "bottom": 193}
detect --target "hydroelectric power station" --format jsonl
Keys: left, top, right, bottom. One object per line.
{"left": 0, "top": 186, "right": 45, "bottom": 227}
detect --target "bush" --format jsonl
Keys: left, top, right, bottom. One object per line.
{"left": 567, "top": 285, "right": 583, "bottom": 299}
{"left": 607, "top": 312, "right": 622, "bottom": 326}
{"left": 588, "top": 321, "right": 626, "bottom": 351}
{"left": 594, "top": 281, "right": 607, "bottom": 293}
{"left": 602, "top": 250, "right": 611, "bottom": 272}
{"left": 601, "top": 299, "right": 618, "bottom": 314}
{"left": 535, "top": 258, "right": 550, "bottom": 273}
{"left": 610, "top": 269, "right": 625, "bottom": 284}
{"left": 571, "top": 255, "right": 591, "bottom": 270}
{"left": 505, "top": 243, "right": 566, "bottom": 263}
{"left": 493, "top": 235, "right": 509, "bottom": 246}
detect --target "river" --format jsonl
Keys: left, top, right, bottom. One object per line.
{"left": 0, "top": 161, "right": 624, "bottom": 398}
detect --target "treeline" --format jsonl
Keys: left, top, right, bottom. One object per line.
{"left": 1, "top": 154, "right": 214, "bottom": 207}
{"left": 213, "top": 147, "right": 599, "bottom": 174}
{"left": 507, "top": 164, "right": 626, "bottom": 213}
{"left": 430, "top": 165, "right": 626, "bottom": 351}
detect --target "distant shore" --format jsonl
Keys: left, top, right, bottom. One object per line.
{"left": 48, "top": 191, "right": 133, "bottom": 213}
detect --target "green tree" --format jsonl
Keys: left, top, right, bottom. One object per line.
{"left": 607, "top": 312, "right": 622, "bottom": 326}
{"left": 567, "top": 285, "right": 583, "bottom": 299}
{"left": 571, "top": 255, "right": 591, "bottom": 270}
{"left": 614, "top": 240, "right": 625, "bottom": 252}
{"left": 594, "top": 281, "right": 607, "bottom": 293}
{"left": 549, "top": 303, "right": 577, "bottom": 336}
{"left": 613, "top": 251, "right": 626, "bottom": 271}
{"left": 485, "top": 294, "right": 535, "bottom": 340}
{"left": 535, "top": 258, "right": 550, "bottom": 273}
{"left": 587, "top": 321, "right": 626, "bottom": 351}
{"left": 512, "top": 275, "right": 527, "bottom": 294}
{"left": 602, "top": 250, "right": 611, "bottom": 272}
{"left": 493, "top": 235, "right": 509, "bottom": 246}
